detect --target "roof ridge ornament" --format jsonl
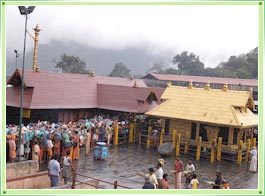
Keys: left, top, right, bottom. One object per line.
{"left": 188, "top": 81, "right": 193, "bottom": 89}
{"left": 205, "top": 81, "right": 210, "bottom": 90}
{"left": 249, "top": 87, "right": 253, "bottom": 94}
{"left": 90, "top": 67, "right": 95, "bottom": 77}
{"left": 223, "top": 83, "right": 228, "bottom": 92}
{"left": 167, "top": 81, "right": 172, "bottom": 87}
{"left": 133, "top": 80, "right": 137, "bottom": 88}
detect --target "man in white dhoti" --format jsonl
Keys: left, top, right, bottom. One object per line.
{"left": 249, "top": 147, "right": 258, "bottom": 173}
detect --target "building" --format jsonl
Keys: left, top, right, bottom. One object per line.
{"left": 143, "top": 73, "right": 258, "bottom": 102}
{"left": 145, "top": 82, "right": 258, "bottom": 152}
{"left": 6, "top": 69, "right": 164, "bottom": 124}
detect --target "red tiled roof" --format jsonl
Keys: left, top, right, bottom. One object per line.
{"left": 6, "top": 69, "right": 147, "bottom": 110}
{"left": 97, "top": 84, "right": 160, "bottom": 113}
{"left": 147, "top": 73, "right": 258, "bottom": 87}
{"left": 6, "top": 86, "right": 33, "bottom": 109}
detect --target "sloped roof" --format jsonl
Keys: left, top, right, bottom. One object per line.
{"left": 6, "top": 86, "right": 33, "bottom": 109}
{"left": 97, "top": 84, "right": 160, "bottom": 113}
{"left": 6, "top": 69, "right": 147, "bottom": 110}
{"left": 145, "top": 73, "right": 258, "bottom": 87}
{"left": 146, "top": 85, "right": 258, "bottom": 128}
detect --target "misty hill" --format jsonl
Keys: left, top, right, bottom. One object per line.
{"left": 6, "top": 40, "right": 166, "bottom": 76}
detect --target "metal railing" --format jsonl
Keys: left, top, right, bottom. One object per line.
{"left": 72, "top": 171, "right": 133, "bottom": 189}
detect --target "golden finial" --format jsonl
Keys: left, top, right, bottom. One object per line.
{"left": 133, "top": 80, "right": 137, "bottom": 88}
{"left": 249, "top": 87, "right": 253, "bottom": 94}
{"left": 167, "top": 81, "right": 172, "bottom": 87}
{"left": 223, "top": 83, "right": 228, "bottom": 92}
{"left": 205, "top": 81, "right": 210, "bottom": 90}
{"left": 188, "top": 81, "right": 193, "bottom": 89}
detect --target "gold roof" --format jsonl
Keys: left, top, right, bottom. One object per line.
{"left": 146, "top": 85, "right": 258, "bottom": 127}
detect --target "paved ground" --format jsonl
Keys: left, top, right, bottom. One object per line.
{"left": 75, "top": 143, "right": 258, "bottom": 189}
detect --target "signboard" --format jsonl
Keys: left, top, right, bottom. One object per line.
{"left": 22, "top": 109, "right": 30, "bottom": 118}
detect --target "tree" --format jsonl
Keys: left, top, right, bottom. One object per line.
{"left": 217, "top": 47, "right": 258, "bottom": 79}
{"left": 109, "top": 62, "right": 131, "bottom": 78}
{"left": 54, "top": 53, "right": 89, "bottom": 74}
{"left": 172, "top": 51, "right": 204, "bottom": 75}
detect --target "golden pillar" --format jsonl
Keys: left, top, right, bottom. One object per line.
{"left": 160, "top": 129, "right": 165, "bottom": 146}
{"left": 210, "top": 139, "right": 217, "bottom": 163}
{"left": 237, "top": 140, "right": 243, "bottom": 166}
{"left": 129, "top": 123, "right": 134, "bottom": 143}
{"left": 216, "top": 137, "right": 222, "bottom": 162}
{"left": 146, "top": 126, "right": 152, "bottom": 149}
{"left": 113, "top": 124, "right": 119, "bottom": 146}
{"left": 175, "top": 133, "right": 181, "bottom": 156}
{"left": 196, "top": 136, "right": 202, "bottom": 161}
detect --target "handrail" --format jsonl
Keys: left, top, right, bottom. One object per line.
{"left": 74, "top": 172, "right": 133, "bottom": 189}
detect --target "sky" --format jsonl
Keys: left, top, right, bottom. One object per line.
{"left": 5, "top": 3, "right": 259, "bottom": 68}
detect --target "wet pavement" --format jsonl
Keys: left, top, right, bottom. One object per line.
{"left": 75, "top": 143, "right": 258, "bottom": 189}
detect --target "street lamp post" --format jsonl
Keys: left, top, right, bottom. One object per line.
{"left": 18, "top": 6, "right": 35, "bottom": 161}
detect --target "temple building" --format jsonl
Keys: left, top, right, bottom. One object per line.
{"left": 145, "top": 82, "right": 258, "bottom": 152}
{"left": 6, "top": 69, "right": 163, "bottom": 124}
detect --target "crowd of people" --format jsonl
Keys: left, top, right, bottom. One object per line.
{"left": 5, "top": 115, "right": 132, "bottom": 164}
{"left": 138, "top": 157, "right": 233, "bottom": 189}
{"left": 6, "top": 116, "right": 258, "bottom": 189}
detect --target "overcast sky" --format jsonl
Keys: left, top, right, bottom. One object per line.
{"left": 6, "top": 4, "right": 259, "bottom": 68}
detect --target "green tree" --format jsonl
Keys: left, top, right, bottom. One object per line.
{"left": 54, "top": 53, "right": 89, "bottom": 74}
{"left": 109, "top": 62, "right": 131, "bottom": 78}
{"left": 217, "top": 47, "right": 258, "bottom": 79}
{"left": 172, "top": 51, "right": 204, "bottom": 75}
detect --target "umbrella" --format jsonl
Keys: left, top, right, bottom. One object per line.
{"left": 158, "top": 142, "right": 174, "bottom": 155}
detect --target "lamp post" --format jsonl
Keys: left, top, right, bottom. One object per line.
{"left": 18, "top": 6, "right": 35, "bottom": 161}
{"left": 14, "top": 49, "right": 20, "bottom": 69}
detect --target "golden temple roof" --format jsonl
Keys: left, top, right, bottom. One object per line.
{"left": 146, "top": 85, "right": 258, "bottom": 127}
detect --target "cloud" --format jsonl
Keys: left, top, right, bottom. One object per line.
{"left": 6, "top": 4, "right": 259, "bottom": 67}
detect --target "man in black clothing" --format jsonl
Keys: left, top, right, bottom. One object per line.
{"left": 143, "top": 176, "right": 155, "bottom": 189}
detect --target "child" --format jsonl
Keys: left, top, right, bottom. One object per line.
{"left": 190, "top": 174, "right": 199, "bottom": 189}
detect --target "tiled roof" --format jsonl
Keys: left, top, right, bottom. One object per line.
{"left": 97, "top": 84, "right": 160, "bottom": 113}
{"left": 145, "top": 73, "right": 258, "bottom": 87}
{"left": 6, "top": 69, "right": 147, "bottom": 110}
{"left": 6, "top": 86, "right": 33, "bottom": 109}
{"left": 146, "top": 85, "right": 258, "bottom": 128}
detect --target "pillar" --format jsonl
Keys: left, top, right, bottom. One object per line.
{"left": 246, "top": 139, "right": 251, "bottom": 163}
{"left": 252, "top": 137, "right": 256, "bottom": 148}
{"left": 216, "top": 137, "right": 222, "bottom": 162}
{"left": 114, "top": 124, "right": 119, "bottom": 146}
{"left": 175, "top": 133, "right": 181, "bottom": 156}
{"left": 160, "top": 129, "right": 165, "bottom": 146}
{"left": 210, "top": 139, "right": 216, "bottom": 163}
{"left": 146, "top": 126, "right": 152, "bottom": 149}
{"left": 237, "top": 140, "right": 243, "bottom": 166}
{"left": 196, "top": 136, "right": 202, "bottom": 161}
{"left": 129, "top": 123, "right": 134, "bottom": 143}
